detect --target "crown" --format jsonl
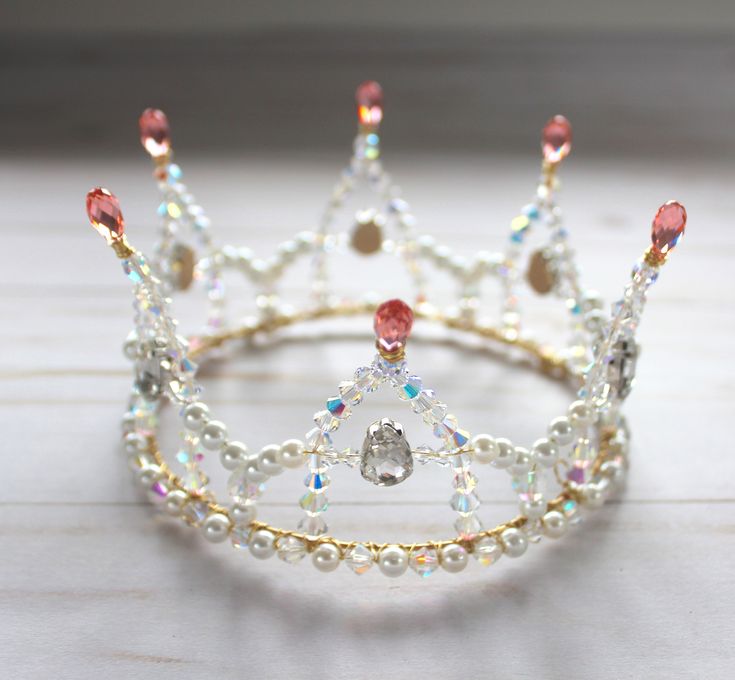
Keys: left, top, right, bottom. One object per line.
{"left": 86, "top": 81, "right": 687, "bottom": 578}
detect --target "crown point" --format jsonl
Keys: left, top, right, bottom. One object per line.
{"left": 541, "top": 115, "right": 572, "bottom": 164}
{"left": 374, "top": 299, "right": 413, "bottom": 355}
{"left": 139, "top": 108, "right": 171, "bottom": 158}
{"left": 86, "top": 187, "right": 125, "bottom": 243}
{"left": 356, "top": 80, "right": 384, "bottom": 128}
{"left": 651, "top": 200, "right": 687, "bottom": 256}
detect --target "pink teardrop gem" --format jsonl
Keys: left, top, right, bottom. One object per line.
{"left": 86, "top": 187, "right": 124, "bottom": 243}
{"left": 374, "top": 299, "right": 413, "bottom": 353}
{"left": 651, "top": 200, "right": 687, "bottom": 256}
{"left": 139, "top": 108, "right": 171, "bottom": 158}
{"left": 542, "top": 115, "right": 572, "bottom": 164}
{"left": 356, "top": 80, "right": 384, "bottom": 128}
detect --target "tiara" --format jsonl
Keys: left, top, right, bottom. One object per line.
{"left": 85, "top": 81, "right": 687, "bottom": 578}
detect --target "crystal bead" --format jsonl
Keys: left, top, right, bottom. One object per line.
{"left": 354, "top": 365, "right": 382, "bottom": 392}
{"left": 397, "top": 375, "right": 422, "bottom": 400}
{"left": 355, "top": 80, "right": 384, "bottom": 127}
{"left": 299, "top": 490, "right": 329, "bottom": 515}
{"left": 452, "top": 469, "right": 478, "bottom": 493}
{"left": 139, "top": 108, "right": 171, "bottom": 158}
{"left": 338, "top": 380, "right": 363, "bottom": 405}
{"left": 344, "top": 544, "right": 374, "bottom": 575}
{"left": 450, "top": 491, "right": 480, "bottom": 516}
{"left": 651, "top": 200, "right": 687, "bottom": 256}
{"left": 297, "top": 515, "right": 327, "bottom": 537}
{"left": 422, "top": 400, "right": 448, "bottom": 426}
{"left": 374, "top": 299, "right": 414, "bottom": 354}
{"left": 314, "top": 410, "right": 340, "bottom": 432}
{"left": 360, "top": 418, "right": 413, "bottom": 486}
{"left": 230, "top": 525, "right": 250, "bottom": 550}
{"left": 411, "top": 389, "right": 436, "bottom": 414}
{"left": 304, "top": 470, "right": 330, "bottom": 492}
{"left": 562, "top": 498, "right": 583, "bottom": 525}
{"left": 473, "top": 536, "right": 502, "bottom": 567}
{"left": 326, "top": 397, "right": 351, "bottom": 419}
{"left": 276, "top": 535, "right": 307, "bottom": 564}
{"left": 181, "top": 499, "right": 209, "bottom": 526}
{"left": 305, "top": 427, "right": 332, "bottom": 451}
{"left": 454, "top": 514, "right": 484, "bottom": 540}
{"left": 542, "top": 115, "right": 572, "bottom": 164}
{"left": 86, "top": 188, "right": 125, "bottom": 244}
{"left": 524, "top": 521, "right": 543, "bottom": 543}
{"left": 409, "top": 546, "right": 439, "bottom": 578}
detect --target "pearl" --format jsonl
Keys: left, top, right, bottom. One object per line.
{"left": 248, "top": 529, "right": 276, "bottom": 560}
{"left": 501, "top": 528, "right": 528, "bottom": 558}
{"left": 202, "top": 513, "right": 231, "bottom": 543}
{"left": 121, "top": 412, "right": 136, "bottom": 434}
{"left": 220, "top": 441, "right": 249, "bottom": 471}
{"left": 520, "top": 497, "right": 547, "bottom": 520}
{"left": 163, "top": 489, "right": 189, "bottom": 516}
{"left": 531, "top": 438, "right": 559, "bottom": 468}
{"left": 600, "top": 459, "right": 626, "bottom": 486}
{"left": 440, "top": 544, "right": 468, "bottom": 573}
{"left": 136, "top": 464, "right": 162, "bottom": 488}
{"left": 312, "top": 543, "right": 341, "bottom": 572}
{"left": 582, "top": 481, "right": 606, "bottom": 509}
{"left": 201, "top": 420, "right": 228, "bottom": 451}
{"left": 230, "top": 501, "right": 257, "bottom": 526}
{"left": 492, "top": 438, "right": 515, "bottom": 469}
{"left": 183, "top": 402, "right": 210, "bottom": 431}
{"left": 542, "top": 510, "right": 568, "bottom": 539}
{"left": 471, "top": 434, "right": 498, "bottom": 464}
{"left": 378, "top": 545, "right": 409, "bottom": 577}
{"left": 278, "top": 439, "right": 305, "bottom": 468}
{"left": 548, "top": 416, "right": 574, "bottom": 446}
{"left": 122, "top": 332, "right": 138, "bottom": 360}
{"left": 123, "top": 432, "right": 147, "bottom": 455}
{"left": 568, "top": 400, "right": 593, "bottom": 429}
{"left": 257, "top": 444, "right": 283, "bottom": 476}
{"left": 244, "top": 460, "right": 268, "bottom": 484}
{"left": 510, "top": 447, "right": 532, "bottom": 476}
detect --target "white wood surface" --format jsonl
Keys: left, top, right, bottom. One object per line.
{"left": 1, "top": 152, "right": 733, "bottom": 679}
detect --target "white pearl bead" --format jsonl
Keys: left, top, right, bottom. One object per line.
{"left": 568, "top": 400, "right": 593, "bottom": 429}
{"left": 231, "top": 501, "right": 257, "bottom": 526}
{"left": 202, "top": 513, "right": 231, "bottom": 543}
{"left": 279, "top": 439, "right": 305, "bottom": 468}
{"left": 471, "top": 434, "right": 498, "bottom": 464}
{"left": 201, "top": 420, "right": 228, "bottom": 451}
{"left": 122, "top": 332, "right": 138, "bottom": 360}
{"left": 600, "top": 459, "right": 626, "bottom": 486}
{"left": 510, "top": 447, "right": 532, "bottom": 476}
{"left": 378, "top": 545, "right": 409, "bottom": 577}
{"left": 248, "top": 529, "right": 276, "bottom": 559}
{"left": 182, "top": 402, "right": 210, "bottom": 431}
{"left": 542, "top": 510, "right": 568, "bottom": 539}
{"left": 244, "top": 460, "right": 268, "bottom": 484}
{"left": 520, "top": 497, "right": 546, "bottom": 520}
{"left": 548, "top": 416, "right": 574, "bottom": 446}
{"left": 257, "top": 444, "right": 283, "bottom": 476}
{"left": 582, "top": 482, "right": 606, "bottom": 509}
{"left": 220, "top": 441, "right": 249, "bottom": 471}
{"left": 123, "top": 433, "right": 147, "bottom": 455}
{"left": 163, "top": 489, "right": 188, "bottom": 516}
{"left": 501, "top": 528, "right": 528, "bottom": 558}
{"left": 440, "top": 544, "right": 468, "bottom": 573}
{"left": 492, "top": 438, "right": 515, "bottom": 469}
{"left": 137, "top": 464, "right": 162, "bottom": 488}
{"left": 312, "top": 543, "right": 341, "bottom": 572}
{"left": 531, "top": 438, "right": 559, "bottom": 468}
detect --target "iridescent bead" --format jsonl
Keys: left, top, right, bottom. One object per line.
{"left": 409, "top": 546, "right": 439, "bottom": 578}
{"left": 344, "top": 544, "right": 374, "bottom": 574}
{"left": 276, "top": 535, "right": 307, "bottom": 564}
{"left": 474, "top": 536, "right": 503, "bottom": 567}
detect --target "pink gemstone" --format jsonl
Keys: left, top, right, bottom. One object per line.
{"left": 355, "top": 80, "right": 384, "bottom": 127}
{"left": 86, "top": 187, "right": 124, "bottom": 243}
{"left": 374, "top": 299, "right": 413, "bottom": 353}
{"left": 542, "top": 115, "right": 572, "bottom": 164}
{"left": 651, "top": 200, "right": 687, "bottom": 256}
{"left": 139, "top": 108, "right": 171, "bottom": 158}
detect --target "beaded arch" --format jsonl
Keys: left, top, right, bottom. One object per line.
{"left": 88, "top": 81, "right": 687, "bottom": 577}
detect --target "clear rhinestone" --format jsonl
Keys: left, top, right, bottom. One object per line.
{"left": 276, "top": 535, "right": 307, "bottom": 564}
{"left": 474, "top": 536, "right": 502, "bottom": 566}
{"left": 450, "top": 491, "right": 480, "bottom": 516}
{"left": 297, "top": 515, "right": 328, "bottom": 537}
{"left": 345, "top": 544, "right": 374, "bottom": 574}
{"left": 360, "top": 418, "right": 413, "bottom": 486}
{"left": 409, "top": 546, "right": 439, "bottom": 578}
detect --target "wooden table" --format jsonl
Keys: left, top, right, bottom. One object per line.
{"left": 1, "top": 152, "right": 732, "bottom": 679}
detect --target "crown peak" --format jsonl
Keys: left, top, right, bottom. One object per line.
{"left": 541, "top": 115, "right": 572, "bottom": 164}
{"left": 86, "top": 187, "right": 125, "bottom": 244}
{"left": 651, "top": 200, "right": 687, "bottom": 256}
{"left": 139, "top": 108, "right": 171, "bottom": 158}
{"left": 355, "top": 80, "right": 383, "bottom": 128}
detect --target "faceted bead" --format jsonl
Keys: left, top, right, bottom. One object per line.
{"left": 304, "top": 469, "right": 330, "bottom": 492}
{"left": 326, "top": 397, "right": 350, "bottom": 419}
{"left": 396, "top": 375, "right": 422, "bottom": 401}
{"left": 409, "top": 546, "right": 439, "bottom": 578}
{"left": 344, "top": 544, "right": 374, "bottom": 575}
{"left": 355, "top": 80, "right": 384, "bottom": 127}
{"left": 452, "top": 469, "right": 478, "bottom": 493}
{"left": 450, "top": 491, "right": 481, "bottom": 516}
{"left": 181, "top": 499, "right": 209, "bottom": 526}
{"left": 354, "top": 365, "right": 382, "bottom": 393}
{"left": 374, "top": 299, "right": 414, "bottom": 354}
{"left": 86, "top": 188, "right": 124, "bottom": 243}
{"left": 299, "top": 490, "right": 329, "bottom": 515}
{"left": 651, "top": 200, "right": 687, "bottom": 256}
{"left": 230, "top": 525, "right": 250, "bottom": 550}
{"left": 338, "top": 380, "right": 363, "bottom": 405}
{"left": 360, "top": 418, "right": 413, "bottom": 486}
{"left": 305, "top": 427, "right": 332, "bottom": 451}
{"left": 314, "top": 410, "right": 340, "bottom": 432}
{"left": 139, "top": 108, "right": 171, "bottom": 158}
{"left": 542, "top": 115, "right": 572, "bottom": 164}
{"left": 454, "top": 514, "right": 484, "bottom": 540}
{"left": 297, "top": 514, "right": 327, "bottom": 537}
{"left": 473, "top": 536, "right": 503, "bottom": 567}
{"left": 276, "top": 535, "right": 307, "bottom": 564}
